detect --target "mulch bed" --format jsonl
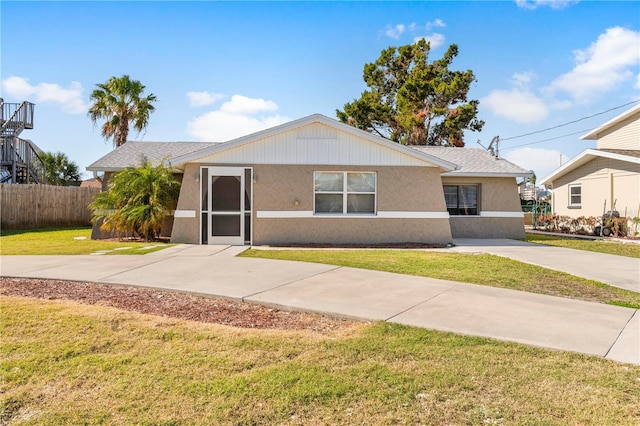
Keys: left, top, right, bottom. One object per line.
{"left": 0, "top": 277, "right": 356, "bottom": 333}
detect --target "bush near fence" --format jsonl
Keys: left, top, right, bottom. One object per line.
{"left": 0, "top": 184, "right": 100, "bottom": 229}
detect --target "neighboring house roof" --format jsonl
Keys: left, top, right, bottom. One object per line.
{"left": 80, "top": 178, "right": 102, "bottom": 188}
{"left": 600, "top": 149, "right": 640, "bottom": 159}
{"left": 86, "top": 142, "right": 218, "bottom": 172}
{"left": 581, "top": 103, "right": 640, "bottom": 140}
{"left": 168, "top": 114, "right": 458, "bottom": 172}
{"left": 539, "top": 149, "right": 640, "bottom": 186}
{"left": 411, "top": 146, "right": 533, "bottom": 177}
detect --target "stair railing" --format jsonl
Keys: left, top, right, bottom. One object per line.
{"left": 1, "top": 99, "right": 35, "bottom": 137}
{"left": 0, "top": 136, "right": 46, "bottom": 184}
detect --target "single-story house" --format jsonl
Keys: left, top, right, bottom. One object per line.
{"left": 540, "top": 104, "right": 640, "bottom": 219}
{"left": 87, "top": 114, "right": 532, "bottom": 245}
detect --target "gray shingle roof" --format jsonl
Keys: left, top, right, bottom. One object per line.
{"left": 599, "top": 149, "right": 640, "bottom": 158}
{"left": 411, "top": 146, "right": 532, "bottom": 176}
{"left": 86, "top": 140, "right": 532, "bottom": 177}
{"left": 86, "top": 142, "right": 219, "bottom": 171}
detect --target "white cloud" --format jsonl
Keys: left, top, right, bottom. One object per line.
{"left": 386, "top": 19, "right": 446, "bottom": 47}
{"left": 187, "top": 94, "right": 288, "bottom": 141}
{"left": 482, "top": 83, "right": 549, "bottom": 124}
{"left": 219, "top": 95, "right": 278, "bottom": 115}
{"left": 511, "top": 72, "right": 536, "bottom": 88}
{"left": 1, "top": 76, "right": 87, "bottom": 114}
{"left": 426, "top": 19, "right": 446, "bottom": 30}
{"left": 187, "top": 91, "right": 225, "bottom": 107}
{"left": 515, "top": 0, "right": 578, "bottom": 10}
{"left": 385, "top": 24, "right": 406, "bottom": 39}
{"left": 503, "top": 147, "right": 570, "bottom": 180}
{"left": 546, "top": 27, "right": 640, "bottom": 103}
{"left": 414, "top": 33, "right": 446, "bottom": 49}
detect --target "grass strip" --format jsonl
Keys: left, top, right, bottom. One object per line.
{"left": 241, "top": 249, "right": 640, "bottom": 309}
{"left": 2, "top": 297, "right": 638, "bottom": 425}
{"left": 0, "top": 227, "right": 173, "bottom": 255}
{"left": 526, "top": 233, "right": 640, "bottom": 258}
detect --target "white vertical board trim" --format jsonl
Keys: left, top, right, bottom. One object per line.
{"left": 191, "top": 124, "right": 437, "bottom": 167}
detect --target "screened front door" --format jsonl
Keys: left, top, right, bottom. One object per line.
{"left": 207, "top": 167, "right": 245, "bottom": 245}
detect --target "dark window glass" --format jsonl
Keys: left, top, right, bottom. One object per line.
{"left": 443, "top": 185, "right": 479, "bottom": 215}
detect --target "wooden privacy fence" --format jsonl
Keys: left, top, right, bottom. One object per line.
{"left": 0, "top": 184, "right": 101, "bottom": 229}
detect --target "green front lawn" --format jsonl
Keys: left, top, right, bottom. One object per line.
{"left": 0, "top": 227, "right": 173, "bottom": 255}
{"left": 526, "top": 233, "right": 640, "bottom": 258}
{"left": 2, "top": 297, "right": 638, "bottom": 425}
{"left": 241, "top": 249, "right": 640, "bottom": 309}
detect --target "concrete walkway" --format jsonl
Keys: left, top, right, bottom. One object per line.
{"left": 450, "top": 239, "right": 640, "bottom": 292}
{"left": 1, "top": 241, "right": 638, "bottom": 365}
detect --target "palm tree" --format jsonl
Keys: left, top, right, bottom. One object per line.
{"left": 88, "top": 75, "right": 157, "bottom": 148}
{"left": 40, "top": 151, "right": 81, "bottom": 186}
{"left": 90, "top": 158, "right": 180, "bottom": 241}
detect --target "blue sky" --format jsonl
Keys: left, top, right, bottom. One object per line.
{"left": 2, "top": 1, "right": 639, "bottom": 179}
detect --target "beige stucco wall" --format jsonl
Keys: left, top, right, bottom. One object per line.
{"left": 551, "top": 158, "right": 640, "bottom": 218}
{"left": 255, "top": 218, "right": 452, "bottom": 245}
{"left": 172, "top": 163, "right": 453, "bottom": 245}
{"left": 171, "top": 163, "right": 202, "bottom": 244}
{"left": 171, "top": 164, "right": 528, "bottom": 244}
{"left": 253, "top": 164, "right": 447, "bottom": 212}
{"left": 251, "top": 164, "right": 451, "bottom": 245}
{"left": 441, "top": 176, "right": 525, "bottom": 239}
{"left": 449, "top": 217, "right": 525, "bottom": 239}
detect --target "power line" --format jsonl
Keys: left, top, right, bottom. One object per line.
{"left": 501, "top": 129, "right": 591, "bottom": 151}
{"left": 501, "top": 100, "right": 640, "bottom": 142}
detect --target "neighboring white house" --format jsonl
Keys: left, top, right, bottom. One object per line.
{"left": 540, "top": 104, "right": 640, "bottom": 219}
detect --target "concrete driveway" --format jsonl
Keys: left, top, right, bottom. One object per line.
{"left": 1, "top": 240, "right": 638, "bottom": 365}
{"left": 450, "top": 238, "right": 640, "bottom": 292}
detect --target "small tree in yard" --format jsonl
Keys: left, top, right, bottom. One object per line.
{"left": 91, "top": 159, "right": 180, "bottom": 241}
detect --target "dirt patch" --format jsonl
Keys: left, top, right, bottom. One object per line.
{"left": 0, "top": 277, "right": 356, "bottom": 333}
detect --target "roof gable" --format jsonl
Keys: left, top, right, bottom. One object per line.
{"left": 540, "top": 149, "right": 640, "bottom": 185}
{"left": 169, "top": 114, "right": 457, "bottom": 170}
{"left": 581, "top": 104, "right": 640, "bottom": 140}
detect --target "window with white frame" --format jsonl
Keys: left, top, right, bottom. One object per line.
{"left": 443, "top": 184, "right": 479, "bottom": 215}
{"left": 569, "top": 184, "right": 581, "bottom": 207}
{"left": 314, "top": 172, "right": 376, "bottom": 214}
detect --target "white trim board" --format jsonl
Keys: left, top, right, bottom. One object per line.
{"left": 256, "top": 211, "right": 450, "bottom": 219}
{"left": 174, "top": 210, "right": 196, "bottom": 218}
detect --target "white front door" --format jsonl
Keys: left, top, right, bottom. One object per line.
{"left": 207, "top": 167, "right": 245, "bottom": 245}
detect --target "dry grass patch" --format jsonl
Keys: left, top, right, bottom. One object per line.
{"left": 2, "top": 297, "right": 639, "bottom": 425}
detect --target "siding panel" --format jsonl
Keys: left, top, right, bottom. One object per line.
{"left": 191, "top": 123, "right": 436, "bottom": 167}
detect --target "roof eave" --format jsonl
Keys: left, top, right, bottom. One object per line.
{"left": 580, "top": 104, "right": 640, "bottom": 140}
{"left": 441, "top": 171, "right": 533, "bottom": 178}
{"left": 540, "top": 149, "right": 640, "bottom": 185}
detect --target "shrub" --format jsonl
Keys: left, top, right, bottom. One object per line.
{"left": 536, "top": 214, "right": 630, "bottom": 237}
{"left": 90, "top": 159, "right": 180, "bottom": 241}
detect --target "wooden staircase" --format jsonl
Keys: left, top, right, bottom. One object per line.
{"left": 0, "top": 98, "right": 46, "bottom": 184}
